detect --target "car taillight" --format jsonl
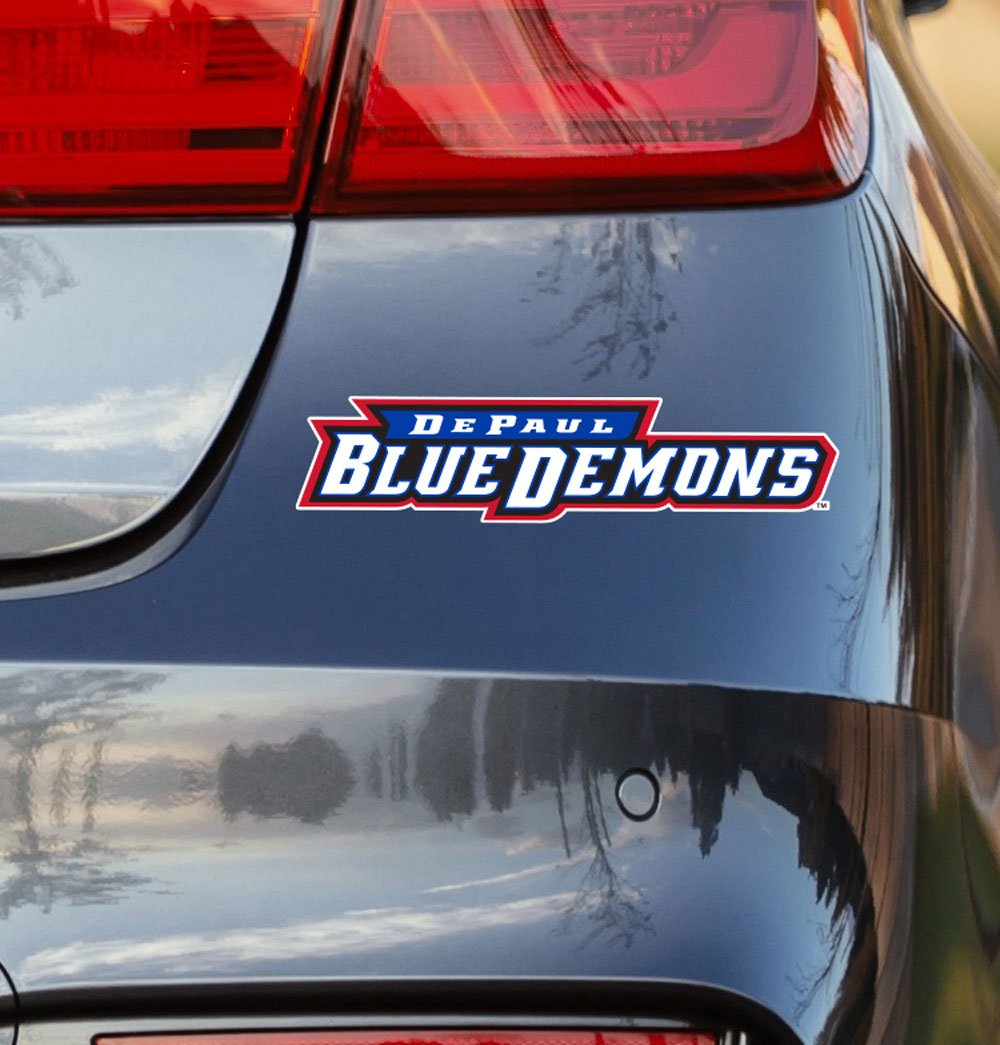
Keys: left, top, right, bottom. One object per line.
{"left": 0, "top": 0, "right": 867, "bottom": 215}
{"left": 0, "top": 0, "right": 340, "bottom": 215}
{"left": 315, "top": 0, "right": 868, "bottom": 211}
{"left": 96, "top": 1034, "right": 717, "bottom": 1045}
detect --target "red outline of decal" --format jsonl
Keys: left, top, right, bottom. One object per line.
{"left": 296, "top": 396, "right": 839, "bottom": 522}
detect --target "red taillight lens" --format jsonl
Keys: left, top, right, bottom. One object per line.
{"left": 1, "top": 0, "right": 867, "bottom": 214}
{"left": 0, "top": 0, "right": 339, "bottom": 215}
{"left": 316, "top": 0, "right": 868, "bottom": 211}
{"left": 97, "top": 1034, "right": 716, "bottom": 1045}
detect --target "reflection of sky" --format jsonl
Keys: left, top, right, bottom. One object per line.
{"left": 0, "top": 371, "right": 239, "bottom": 455}
{"left": 10, "top": 767, "right": 844, "bottom": 1039}
{"left": 0, "top": 225, "right": 291, "bottom": 486}
{"left": 0, "top": 665, "right": 854, "bottom": 1040}
{"left": 8, "top": 766, "right": 819, "bottom": 974}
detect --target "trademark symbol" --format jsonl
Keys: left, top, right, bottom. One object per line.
{"left": 813, "top": 500, "right": 831, "bottom": 511}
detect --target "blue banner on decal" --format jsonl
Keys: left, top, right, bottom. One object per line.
{"left": 380, "top": 408, "right": 642, "bottom": 441}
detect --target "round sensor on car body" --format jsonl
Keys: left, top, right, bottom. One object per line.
{"left": 615, "top": 768, "right": 660, "bottom": 822}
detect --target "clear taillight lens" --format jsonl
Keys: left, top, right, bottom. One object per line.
{"left": 0, "top": 0, "right": 340, "bottom": 215}
{"left": 316, "top": 0, "right": 868, "bottom": 210}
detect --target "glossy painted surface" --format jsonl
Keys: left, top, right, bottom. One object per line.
{"left": 903, "top": 0, "right": 948, "bottom": 15}
{"left": 0, "top": 668, "right": 994, "bottom": 1044}
{"left": 0, "top": 191, "right": 994, "bottom": 726}
{"left": 0, "top": 1, "right": 998, "bottom": 1043}
{"left": 0, "top": 225, "right": 293, "bottom": 557}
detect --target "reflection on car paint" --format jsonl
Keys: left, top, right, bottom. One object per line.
{"left": 0, "top": 226, "right": 293, "bottom": 558}
{"left": 866, "top": 0, "right": 1000, "bottom": 370}
{"left": 527, "top": 218, "right": 686, "bottom": 381}
{"left": 0, "top": 666, "right": 996, "bottom": 1040}
{"left": 0, "top": 188, "right": 997, "bottom": 727}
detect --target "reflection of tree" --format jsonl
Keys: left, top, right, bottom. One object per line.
{"left": 827, "top": 202, "right": 893, "bottom": 693}
{"left": 50, "top": 745, "right": 74, "bottom": 827}
{"left": 483, "top": 683, "right": 520, "bottom": 813}
{"left": 880, "top": 186, "right": 963, "bottom": 720}
{"left": 412, "top": 678, "right": 876, "bottom": 1030}
{"left": 559, "top": 763, "right": 652, "bottom": 948}
{"left": 218, "top": 729, "right": 355, "bottom": 824}
{"left": 366, "top": 744, "right": 384, "bottom": 798}
{"left": 0, "top": 236, "right": 76, "bottom": 321}
{"left": 359, "top": 720, "right": 411, "bottom": 803}
{"left": 415, "top": 680, "right": 476, "bottom": 820}
{"left": 483, "top": 680, "right": 572, "bottom": 856}
{"left": 0, "top": 668, "right": 165, "bottom": 917}
{"left": 389, "top": 720, "right": 409, "bottom": 800}
{"left": 418, "top": 680, "right": 657, "bottom": 945}
{"left": 530, "top": 218, "right": 681, "bottom": 380}
{"left": 81, "top": 738, "right": 105, "bottom": 833}
{"left": 828, "top": 504, "right": 883, "bottom": 693}
{"left": 829, "top": 194, "right": 962, "bottom": 714}
{"left": 755, "top": 759, "right": 875, "bottom": 1033}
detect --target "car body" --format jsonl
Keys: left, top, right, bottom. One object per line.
{"left": 0, "top": 0, "right": 997, "bottom": 1042}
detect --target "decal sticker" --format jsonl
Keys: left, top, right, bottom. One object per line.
{"left": 297, "top": 397, "right": 838, "bottom": 523}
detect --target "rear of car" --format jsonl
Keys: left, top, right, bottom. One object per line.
{"left": 0, "top": 0, "right": 998, "bottom": 1042}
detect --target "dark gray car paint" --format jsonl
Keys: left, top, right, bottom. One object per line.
{"left": 0, "top": 0, "right": 998, "bottom": 1041}
{"left": 0, "top": 188, "right": 991, "bottom": 719}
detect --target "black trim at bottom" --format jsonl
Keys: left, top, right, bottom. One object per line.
{"left": 9, "top": 979, "right": 798, "bottom": 1045}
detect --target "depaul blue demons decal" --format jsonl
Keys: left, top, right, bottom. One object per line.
{"left": 297, "top": 397, "right": 838, "bottom": 523}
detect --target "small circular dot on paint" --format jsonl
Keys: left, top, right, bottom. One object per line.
{"left": 615, "top": 768, "right": 660, "bottom": 822}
